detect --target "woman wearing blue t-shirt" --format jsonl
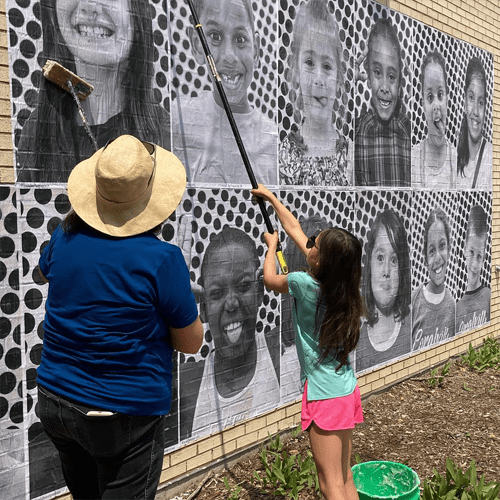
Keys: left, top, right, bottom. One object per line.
{"left": 37, "top": 135, "right": 203, "bottom": 499}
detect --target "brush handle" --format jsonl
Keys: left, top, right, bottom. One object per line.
{"left": 186, "top": 0, "right": 288, "bottom": 274}
{"left": 66, "top": 80, "right": 98, "bottom": 152}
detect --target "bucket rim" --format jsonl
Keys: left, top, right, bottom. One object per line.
{"left": 352, "top": 460, "right": 421, "bottom": 500}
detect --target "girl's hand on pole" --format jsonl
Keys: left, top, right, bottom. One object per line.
{"left": 251, "top": 183, "right": 275, "bottom": 203}
{"left": 264, "top": 230, "right": 279, "bottom": 250}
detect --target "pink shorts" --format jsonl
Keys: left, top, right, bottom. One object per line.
{"left": 301, "top": 381, "right": 364, "bottom": 432}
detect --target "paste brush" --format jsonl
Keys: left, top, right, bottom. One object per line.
{"left": 42, "top": 59, "right": 98, "bottom": 152}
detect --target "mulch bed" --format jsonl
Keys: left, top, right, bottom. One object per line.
{"left": 173, "top": 360, "right": 500, "bottom": 499}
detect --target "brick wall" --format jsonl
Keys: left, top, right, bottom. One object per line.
{"left": 147, "top": 0, "right": 500, "bottom": 494}
{"left": 1, "top": 0, "right": 499, "bottom": 498}
{"left": 0, "top": 0, "right": 14, "bottom": 184}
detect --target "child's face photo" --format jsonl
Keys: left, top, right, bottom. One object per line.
{"left": 195, "top": 0, "right": 258, "bottom": 113}
{"left": 465, "top": 233, "right": 486, "bottom": 291}
{"left": 202, "top": 242, "right": 262, "bottom": 360}
{"left": 57, "top": 0, "right": 133, "bottom": 67}
{"left": 426, "top": 220, "right": 449, "bottom": 293}
{"left": 298, "top": 20, "right": 338, "bottom": 127}
{"left": 370, "top": 225, "right": 399, "bottom": 314}
{"left": 423, "top": 61, "right": 447, "bottom": 145}
{"left": 367, "top": 34, "right": 401, "bottom": 122}
{"left": 465, "top": 76, "right": 486, "bottom": 145}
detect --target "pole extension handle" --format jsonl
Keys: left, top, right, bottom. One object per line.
{"left": 187, "top": 1, "right": 288, "bottom": 275}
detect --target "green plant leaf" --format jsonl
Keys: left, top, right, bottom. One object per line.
{"left": 444, "top": 488, "right": 458, "bottom": 500}
{"left": 469, "top": 460, "right": 477, "bottom": 486}
{"left": 446, "top": 457, "right": 457, "bottom": 482}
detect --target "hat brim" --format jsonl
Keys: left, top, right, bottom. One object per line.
{"left": 68, "top": 143, "right": 187, "bottom": 237}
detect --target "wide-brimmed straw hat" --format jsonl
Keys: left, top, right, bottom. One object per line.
{"left": 68, "top": 135, "right": 187, "bottom": 237}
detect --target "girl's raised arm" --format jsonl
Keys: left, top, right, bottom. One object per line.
{"left": 252, "top": 184, "right": 309, "bottom": 257}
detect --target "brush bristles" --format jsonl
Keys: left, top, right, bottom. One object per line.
{"left": 42, "top": 60, "right": 94, "bottom": 101}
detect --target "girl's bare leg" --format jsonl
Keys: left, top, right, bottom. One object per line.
{"left": 309, "top": 423, "right": 359, "bottom": 500}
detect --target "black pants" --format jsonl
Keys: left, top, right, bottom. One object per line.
{"left": 37, "top": 385, "right": 165, "bottom": 500}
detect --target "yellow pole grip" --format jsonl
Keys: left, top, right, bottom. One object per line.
{"left": 276, "top": 250, "right": 288, "bottom": 275}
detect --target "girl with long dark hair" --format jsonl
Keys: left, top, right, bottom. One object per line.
{"left": 356, "top": 209, "right": 411, "bottom": 372}
{"left": 252, "top": 184, "right": 366, "bottom": 500}
{"left": 456, "top": 57, "right": 492, "bottom": 189}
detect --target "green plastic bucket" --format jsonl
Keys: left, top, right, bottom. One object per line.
{"left": 352, "top": 461, "right": 420, "bottom": 500}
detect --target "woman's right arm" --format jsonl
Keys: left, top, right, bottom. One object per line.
{"left": 252, "top": 184, "right": 309, "bottom": 257}
{"left": 170, "top": 317, "right": 204, "bottom": 354}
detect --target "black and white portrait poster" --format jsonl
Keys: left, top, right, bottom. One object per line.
{"left": 170, "top": 0, "right": 278, "bottom": 186}
{"left": 2, "top": 0, "right": 493, "bottom": 498}
{"left": 354, "top": 0, "right": 413, "bottom": 188}
{"left": 174, "top": 189, "right": 281, "bottom": 439}
{"left": 278, "top": 0, "right": 355, "bottom": 186}
{"left": 454, "top": 192, "right": 492, "bottom": 335}
{"left": 11, "top": 0, "right": 170, "bottom": 184}
{"left": 411, "top": 191, "right": 458, "bottom": 352}
{"left": 355, "top": 191, "right": 412, "bottom": 372}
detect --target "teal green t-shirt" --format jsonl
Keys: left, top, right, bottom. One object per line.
{"left": 287, "top": 271, "right": 357, "bottom": 401}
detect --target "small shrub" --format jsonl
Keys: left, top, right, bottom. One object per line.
{"left": 422, "top": 458, "right": 500, "bottom": 500}
{"left": 461, "top": 337, "right": 500, "bottom": 372}
{"left": 223, "top": 477, "right": 242, "bottom": 499}
{"left": 428, "top": 362, "right": 451, "bottom": 388}
{"left": 254, "top": 434, "right": 320, "bottom": 500}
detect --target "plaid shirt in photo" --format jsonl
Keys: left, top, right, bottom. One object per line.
{"left": 354, "top": 105, "right": 411, "bottom": 187}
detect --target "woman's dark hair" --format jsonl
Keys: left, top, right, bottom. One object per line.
{"left": 457, "top": 57, "right": 487, "bottom": 177}
{"left": 62, "top": 210, "right": 162, "bottom": 236}
{"left": 312, "top": 227, "right": 367, "bottom": 370}
{"left": 362, "top": 209, "right": 410, "bottom": 327}
{"left": 18, "top": 0, "right": 166, "bottom": 182}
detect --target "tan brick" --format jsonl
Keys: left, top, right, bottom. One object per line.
{"left": 223, "top": 423, "right": 246, "bottom": 442}
{"left": 371, "top": 378, "right": 386, "bottom": 392}
{"left": 278, "top": 415, "right": 296, "bottom": 431}
{"left": 359, "top": 382, "right": 372, "bottom": 396}
{"left": 0, "top": 166, "right": 14, "bottom": 183}
{"left": 403, "top": 357, "right": 416, "bottom": 369}
{"left": 364, "top": 370, "right": 381, "bottom": 384}
{"left": 245, "top": 416, "right": 266, "bottom": 434}
{"left": 378, "top": 365, "right": 393, "bottom": 380}
{"left": 285, "top": 402, "right": 301, "bottom": 417}
{"left": 53, "top": 494, "right": 72, "bottom": 500}
{"left": 258, "top": 424, "right": 277, "bottom": 441}
{"left": 212, "top": 440, "right": 237, "bottom": 461}
{"left": 186, "top": 448, "right": 213, "bottom": 470}
{"left": 170, "top": 444, "right": 197, "bottom": 467}
{"left": 384, "top": 373, "right": 399, "bottom": 385}
{"left": 197, "top": 433, "right": 223, "bottom": 454}
{"left": 236, "top": 430, "right": 259, "bottom": 449}
{"left": 160, "top": 461, "right": 187, "bottom": 483}
{"left": 266, "top": 408, "right": 286, "bottom": 426}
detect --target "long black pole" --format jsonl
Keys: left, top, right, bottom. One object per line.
{"left": 185, "top": 0, "right": 288, "bottom": 275}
